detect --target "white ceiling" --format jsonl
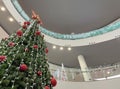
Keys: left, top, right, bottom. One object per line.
{"left": 0, "top": 0, "right": 20, "bottom": 34}
{"left": 1, "top": 0, "right": 120, "bottom": 68}
{"left": 18, "top": 0, "right": 120, "bottom": 34}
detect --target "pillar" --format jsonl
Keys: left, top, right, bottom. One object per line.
{"left": 78, "top": 55, "right": 92, "bottom": 81}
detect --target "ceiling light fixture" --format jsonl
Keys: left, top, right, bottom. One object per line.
{"left": 60, "top": 47, "right": 63, "bottom": 50}
{"left": 68, "top": 47, "right": 72, "bottom": 51}
{"left": 9, "top": 17, "right": 14, "bottom": 22}
{"left": 0, "top": 6, "right": 6, "bottom": 11}
{"left": 53, "top": 45, "right": 56, "bottom": 49}
{"left": 107, "top": 71, "right": 110, "bottom": 74}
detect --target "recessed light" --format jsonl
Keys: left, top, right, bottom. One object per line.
{"left": 53, "top": 45, "right": 56, "bottom": 49}
{"left": 9, "top": 17, "right": 14, "bottom": 22}
{"left": 60, "top": 47, "right": 63, "bottom": 50}
{"left": 68, "top": 47, "right": 72, "bottom": 51}
{"left": 107, "top": 71, "right": 110, "bottom": 74}
{"left": 0, "top": 7, "right": 5, "bottom": 11}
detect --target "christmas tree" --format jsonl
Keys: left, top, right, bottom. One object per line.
{"left": 0, "top": 12, "right": 57, "bottom": 89}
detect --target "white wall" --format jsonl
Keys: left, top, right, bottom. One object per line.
{"left": 54, "top": 77, "right": 120, "bottom": 89}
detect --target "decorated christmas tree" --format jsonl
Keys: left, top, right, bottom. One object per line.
{"left": 0, "top": 12, "right": 57, "bottom": 89}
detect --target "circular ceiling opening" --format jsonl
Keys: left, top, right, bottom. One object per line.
{"left": 19, "top": 0, "right": 120, "bottom": 34}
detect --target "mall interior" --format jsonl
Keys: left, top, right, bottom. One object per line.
{"left": 0, "top": 0, "right": 120, "bottom": 89}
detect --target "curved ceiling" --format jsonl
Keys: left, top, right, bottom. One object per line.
{"left": 47, "top": 39, "right": 120, "bottom": 68}
{"left": 0, "top": 1, "right": 20, "bottom": 34}
{"left": 17, "top": 0, "right": 120, "bottom": 68}
{"left": 18, "top": 0, "right": 120, "bottom": 34}
{"left": 1, "top": 0, "right": 120, "bottom": 68}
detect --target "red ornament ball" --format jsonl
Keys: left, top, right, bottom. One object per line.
{"left": 33, "top": 45, "right": 38, "bottom": 49}
{"left": 45, "top": 86, "right": 50, "bottom": 89}
{"left": 0, "top": 55, "right": 6, "bottom": 62}
{"left": 37, "top": 71, "right": 42, "bottom": 76}
{"left": 8, "top": 42, "right": 15, "bottom": 47}
{"left": 35, "top": 31, "right": 41, "bottom": 36}
{"left": 51, "top": 78, "right": 57, "bottom": 87}
{"left": 45, "top": 48, "right": 48, "bottom": 53}
{"left": 20, "top": 64, "right": 28, "bottom": 71}
{"left": 24, "top": 21, "right": 27, "bottom": 25}
{"left": 24, "top": 21, "right": 30, "bottom": 25}
{"left": 27, "top": 21, "right": 30, "bottom": 25}
{"left": 16, "top": 30, "right": 23, "bottom": 37}
{"left": 22, "top": 24, "right": 27, "bottom": 29}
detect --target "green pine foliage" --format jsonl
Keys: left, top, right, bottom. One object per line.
{"left": 0, "top": 19, "right": 53, "bottom": 89}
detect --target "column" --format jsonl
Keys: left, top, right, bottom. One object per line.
{"left": 78, "top": 55, "right": 92, "bottom": 81}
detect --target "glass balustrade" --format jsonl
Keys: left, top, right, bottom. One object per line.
{"left": 49, "top": 62, "right": 120, "bottom": 82}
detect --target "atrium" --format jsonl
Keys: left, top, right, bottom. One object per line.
{"left": 0, "top": 0, "right": 120, "bottom": 89}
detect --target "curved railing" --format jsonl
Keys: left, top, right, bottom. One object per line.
{"left": 3, "top": 0, "right": 120, "bottom": 46}
{"left": 11, "top": 0, "right": 120, "bottom": 40}
{"left": 49, "top": 62, "right": 120, "bottom": 82}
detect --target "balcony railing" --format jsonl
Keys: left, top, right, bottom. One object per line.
{"left": 49, "top": 62, "right": 120, "bottom": 82}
